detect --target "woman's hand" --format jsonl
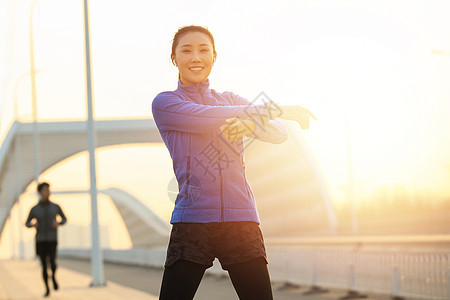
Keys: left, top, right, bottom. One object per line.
{"left": 219, "top": 117, "right": 256, "bottom": 143}
{"left": 278, "top": 105, "right": 317, "bottom": 129}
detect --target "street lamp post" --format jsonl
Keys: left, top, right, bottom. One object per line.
{"left": 29, "top": 0, "right": 40, "bottom": 186}
{"left": 12, "top": 69, "right": 44, "bottom": 259}
{"left": 13, "top": 71, "right": 37, "bottom": 260}
{"left": 26, "top": 0, "right": 104, "bottom": 283}
{"left": 82, "top": 0, "right": 105, "bottom": 286}
{"left": 13, "top": 130, "right": 23, "bottom": 259}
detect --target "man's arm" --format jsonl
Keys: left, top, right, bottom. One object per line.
{"left": 57, "top": 205, "right": 67, "bottom": 225}
{"left": 25, "top": 208, "right": 35, "bottom": 228}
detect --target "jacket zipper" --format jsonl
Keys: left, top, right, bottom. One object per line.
{"left": 187, "top": 155, "right": 191, "bottom": 186}
{"left": 216, "top": 134, "right": 224, "bottom": 222}
{"left": 187, "top": 128, "right": 191, "bottom": 187}
{"left": 197, "top": 83, "right": 224, "bottom": 222}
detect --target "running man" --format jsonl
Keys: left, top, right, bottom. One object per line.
{"left": 25, "top": 182, "right": 67, "bottom": 297}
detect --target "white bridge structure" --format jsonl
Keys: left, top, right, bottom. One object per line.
{"left": 0, "top": 119, "right": 163, "bottom": 237}
{"left": 1, "top": 119, "right": 448, "bottom": 299}
{"left": 0, "top": 118, "right": 336, "bottom": 242}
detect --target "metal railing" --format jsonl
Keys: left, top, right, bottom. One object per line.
{"left": 266, "top": 235, "right": 450, "bottom": 299}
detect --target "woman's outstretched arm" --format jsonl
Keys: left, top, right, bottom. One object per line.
{"left": 151, "top": 91, "right": 279, "bottom": 134}
{"left": 246, "top": 119, "right": 288, "bottom": 144}
{"left": 228, "top": 92, "right": 288, "bottom": 144}
{"left": 223, "top": 92, "right": 317, "bottom": 143}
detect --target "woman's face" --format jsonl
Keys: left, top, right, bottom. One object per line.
{"left": 172, "top": 31, "right": 216, "bottom": 85}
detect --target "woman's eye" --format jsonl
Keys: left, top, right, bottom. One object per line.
{"left": 201, "top": 49, "right": 209, "bottom": 52}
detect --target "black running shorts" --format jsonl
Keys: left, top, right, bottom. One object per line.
{"left": 164, "top": 221, "right": 268, "bottom": 271}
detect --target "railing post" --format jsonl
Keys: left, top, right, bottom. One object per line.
{"left": 390, "top": 265, "right": 404, "bottom": 300}
{"left": 340, "top": 253, "right": 367, "bottom": 299}
{"left": 303, "top": 251, "right": 328, "bottom": 295}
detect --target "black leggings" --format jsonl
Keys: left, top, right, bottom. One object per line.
{"left": 159, "top": 257, "right": 273, "bottom": 300}
{"left": 37, "top": 243, "right": 57, "bottom": 288}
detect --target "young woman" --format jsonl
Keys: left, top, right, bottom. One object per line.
{"left": 152, "top": 25, "right": 316, "bottom": 300}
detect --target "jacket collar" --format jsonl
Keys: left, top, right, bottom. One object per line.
{"left": 39, "top": 199, "right": 51, "bottom": 206}
{"left": 177, "top": 79, "right": 211, "bottom": 96}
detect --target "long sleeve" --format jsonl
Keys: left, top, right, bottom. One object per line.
{"left": 25, "top": 208, "right": 35, "bottom": 228}
{"left": 151, "top": 91, "right": 277, "bottom": 134}
{"left": 246, "top": 119, "right": 289, "bottom": 144}
{"left": 57, "top": 205, "right": 67, "bottom": 225}
{"left": 231, "top": 92, "right": 288, "bottom": 144}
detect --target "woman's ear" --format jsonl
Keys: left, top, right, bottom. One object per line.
{"left": 171, "top": 54, "right": 177, "bottom": 66}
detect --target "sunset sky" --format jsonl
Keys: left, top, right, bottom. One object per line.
{"left": 1, "top": 0, "right": 450, "bottom": 257}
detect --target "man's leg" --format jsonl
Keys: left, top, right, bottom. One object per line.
{"left": 49, "top": 241, "right": 58, "bottom": 290}
{"left": 159, "top": 259, "right": 207, "bottom": 300}
{"left": 38, "top": 252, "right": 50, "bottom": 297}
{"left": 226, "top": 256, "right": 273, "bottom": 300}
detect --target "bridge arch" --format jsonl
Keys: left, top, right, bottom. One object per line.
{"left": 0, "top": 119, "right": 162, "bottom": 235}
{"left": 1, "top": 119, "right": 337, "bottom": 242}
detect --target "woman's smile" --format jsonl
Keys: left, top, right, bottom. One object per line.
{"left": 189, "top": 66, "right": 204, "bottom": 73}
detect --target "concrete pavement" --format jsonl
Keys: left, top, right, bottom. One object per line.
{"left": 0, "top": 259, "right": 157, "bottom": 299}
{"left": 0, "top": 258, "right": 390, "bottom": 299}
{"left": 58, "top": 257, "right": 389, "bottom": 300}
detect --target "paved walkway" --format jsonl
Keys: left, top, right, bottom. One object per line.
{"left": 1, "top": 258, "right": 390, "bottom": 300}
{"left": 0, "top": 259, "right": 157, "bottom": 300}
{"left": 58, "top": 258, "right": 389, "bottom": 300}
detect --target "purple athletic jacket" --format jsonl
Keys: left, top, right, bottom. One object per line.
{"left": 151, "top": 79, "right": 288, "bottom": 223}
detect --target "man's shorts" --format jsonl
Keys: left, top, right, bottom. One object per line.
{"left": 36, "top": 241, "right": 57, "bottom": 257}
{"left": 164, "top": 221, "right": 268, "bottom": 271}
